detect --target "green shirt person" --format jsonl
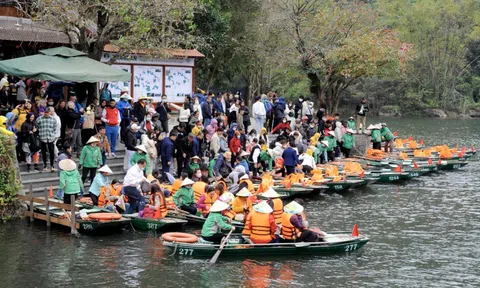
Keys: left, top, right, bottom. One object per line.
{"left": 201, "top": 200, "right": 234, "bottom": 244}
{"left": 380, "top": 124, "right": 394, "bottom": 141}
{"left": 325, "top": 132, "right": 337, "bottom": 152}
{"left": 341, "top": 130, "right": 355, "bottom": 149}
{"left": 173, "top": 178, "right": 197, "bottom": 215}
{"left": 130, "top": 145, "right": 151, "bottom": 174}
{"left": 79, "top": 137, "right": 102, "bottom": 168}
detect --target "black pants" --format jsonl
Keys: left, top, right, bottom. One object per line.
{"left": 82, "top": 167, "right": 97, "bottom": 183}
{"left": 327, "top": 151, "right": 335, "bottom": 162}
{"left": 89, "top": 193, "right": 99, "bottom": 206}
{"left": 64, "top": 193, "right": 78, "bottom": 204}
{"left": 120, "top": 118, "right": 130, "bottom": 142}
{"left": 372, "top": 142, "right": 381, "bottom": 150}
{"left": 124, "top": 186, "right": 145, "bottom": 213}
{"left": 285, "top": 165, "right": 295, "bottom": 175}
{"left": 161, "top": 120, "right": 169, "bottom": 133}
{"left": 40, "top": 141, "right": 55, "bottom": 168}
{"left": 298, "top": 230, "right": 319, "bottom": 242}
{"left": 202, "top": 233, "right": 226, "bottom": 244}
{"left": 302, "top": 165, "right": 313, "bottom": 174}
{"left": 180, "top": 204, "right": 197, "bottom": 215}
{"left": 176, "top": 156, "right": 189, "bottom": 176}
{"left": 343, "top": 148, "right": 351, "bottom": 158}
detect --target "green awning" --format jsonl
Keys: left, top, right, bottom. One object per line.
{"left": 0, "top": 47, "right": 131, "bottom": 82}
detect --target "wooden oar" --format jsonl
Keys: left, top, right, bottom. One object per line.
{"left": 209, "top": 228, "right": 235, "bottom": 264}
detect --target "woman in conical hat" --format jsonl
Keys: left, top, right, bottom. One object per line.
{"left": 58, "top": 159, "right": 82, "bottom": 205}
{"left": 232, "top": 187, "right": 253, "bottom": 222}
{"left": 201, "top": 200, "right": 235, "bottom": 244}
{"left": 281, "top": 200, "right": 325, "bottom": 242}
{"left": 88, "top": 165, "right": 113, "bottom": 206}
{"left": 79, "top": 136, "right": 102, "bottom": 184}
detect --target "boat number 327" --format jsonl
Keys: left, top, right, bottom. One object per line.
{"left": 178, "top": 248, "right": 193, "bottom": 256}
{"left": 345, "top": 244, "right": 358, "bottom": 252}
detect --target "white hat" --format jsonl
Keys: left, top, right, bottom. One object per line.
{"left": 253, "top": 201, "right": 273, "bottom": 214}
{"left": 236, "top": 187, "right": 252, "bottom": 197}
{"left": 223, "top": 151, "right": 232, "bottom": 159}
{"left": 138, "top": 95, "right": 150, "bottom": 101}
{"left": 283, "top": 201, "right": 304, "bottom": 214}
{"left": 327, "top": 131, "right": 335, "bottom": 137}
{"left": 120, "top": 93, "right": 132, "bottom": 100}
{"left": 381, "top": 123, "right": 387, "bottom": 126}
{"left": 121, "top": 87, "right": 129, "bottom": 93}
{"left": 346, "top": 128, "right": 354, "bottom": 134}
{"left": 86, "top": 136, "right": 100, "bottom": 144}
{"left": 349, "top": 116, "right": 354, "bottom": 119}
{"left": 219, "top": 192, "right": 234, "bottom": 203}
{"left": 209, "top": 200, "right": 229, "bottom": 212}
{"left": 321, "top": 140, "right": 329, "bottom": 147}
{"left": 261, "top": 188, "right": 280, "bottom": 198}
{"left": 135, "top": 145, "right": 147, "bottom": 153}
{"left": 239, "top": 174, "right": 249, "bottom": 180}
{"left": 130, "top": 124, "right": 140, "bottom": 131}
{"left": 98, "top": 165, "right": 113, "bottom": 174}
{"left": 191, "top": 156, "right": 201, "bottom": 161}
{"left": 367, "top": 124, "right": 376, "bottom": 130}
{"left": 240, "top": 151, "right": 250, "bottom": 157}
{"left": 234, "top": 166, "right": 246, "bottom": 173}
{"left": 181, "top": 178, "right": 195, "bottom": 187}
{"left": 59, "top": 159, "right": 76, "bottom": 171}
{"left": 374, "top": 124, "right": 382, "bottom": 129}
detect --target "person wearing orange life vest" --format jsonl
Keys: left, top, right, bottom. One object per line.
{"left": 219, "top": 192, "right": 236, "bottom": 220}
{"left": 98, "top": 179, "right": 122, "bottom": 209}
{"left": 232, "top": 188, "right": 253, "bottom": 222}
{"left": 281, "top": 201, "right": 325, "bottom": 242}
{"left": 192, "top": 175, "right": 209, "bottom": 202}
{"left": 101, "top": 99, "right": 121, "bottom": 157}
{"left": 242, "top": 201, "right": 278, "bottom": 244}
{"left": 261, "top": 188, "right": 283, "bottom": 225}
{"left": 197, "top": 186, "right": 218, "bottom": 217}
{"left": 171, "top": 172, "right": 188, "bottom": 196}
{"left": 238, "top": 173, "right": 255, "bottom": 194}
{"left": 144, "top": 185, "right": 168, "bottom": 219}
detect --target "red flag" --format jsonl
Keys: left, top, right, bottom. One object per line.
{"left": 461, "top": 146, "right": 467, "bottom": 153}
{"left": 428, "top": 158, "right": 433, "bottom": 165}
{"left": 393, "top": 131, "right": 398, "bottom": 136}
{"left": 420, "top": 139, "right": 424, "bottom": 146}
{"left": 301, "top": 178, "right": 306, "bottom": 187}
{"left": 413, "top": 161, "right": 419, "bottom": 169}
{"left": 408, "top": 136, "right": 413, "bottom": 141}
{"left": 437, "top": 159, "right": 442, "bottom": 165}
{"left": 359, "top": 171, "right": 365, "bottom": 178}
{"left": 472, "top": 145, "right": 476, "bottom": 152}
{"left": 394, "top": 166, "right": 401, "bottom": 172}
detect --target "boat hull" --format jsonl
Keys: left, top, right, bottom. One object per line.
{"left": 129, "top": 217, "right": 188, "bottom": 231}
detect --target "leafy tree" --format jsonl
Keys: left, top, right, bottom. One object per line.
{"left": 17, "top": 0, "right": 198, "bottom": 60}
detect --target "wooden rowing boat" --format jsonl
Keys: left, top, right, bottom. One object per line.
{"left": 162, "top": 232, "right": 369, "bottom": 258}
{"left": 123, "top": 214, "right": 188, "bottom": 231}
{"left": 167, "top": 212, "right": 245, "bottom": 230}
{"left": 269, "top": 186, "right": 315, "bottom": 199}
{"left": 437, "top": 160, "right": 469, "bottom": 170}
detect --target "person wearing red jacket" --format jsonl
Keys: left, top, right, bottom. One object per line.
{"left": 229, "top": 131, "right": 242, "bottom": 166}
{"left": 271, "top": 117, "right": 291, "bottom": 134}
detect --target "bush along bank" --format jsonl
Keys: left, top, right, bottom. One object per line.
{"left": 0, "top": 135, "right": 24, "bottom": 222}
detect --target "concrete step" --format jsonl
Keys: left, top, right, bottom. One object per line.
{"left": 18, "top": 152, "right": 126, "bottom": 173}
{"left": 20, "top": 162, "right": 126, "bottom": 181}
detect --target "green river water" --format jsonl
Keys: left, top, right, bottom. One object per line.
{"left": 1, "top": 117, "right": 479, "bottom": 287}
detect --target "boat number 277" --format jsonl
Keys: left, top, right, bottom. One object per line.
{"left": 344, "top": 244, "right": 358, "bottom": 252}
{"left": 178, "top": 248, "right": 193, "bottom": 256}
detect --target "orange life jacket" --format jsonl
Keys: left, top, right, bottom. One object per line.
{"left": 150, "top": 192, "right": 168, "bottom": 219}
{"left": 198, "top": 193, "right": 218, "bottom": 215}
{"left": 105, "top": 107, "right": 120, "bottom": 126}
{"left": 249, "top": 210, "right": 275, "bottom": 244}
{"left": 98, "top": 186, "right": 107, "bottom": 207}
{"left": 223, "top": 209, "right": 236, "bottom": 220}
{"left": 239, "top": 179, "right": 255, "bottom": 193}
{"left": 272, "top": 198, "right": 283, "bottom": 225}
{"left": 192, "top": 181, "right": 207, "bottom": 203}
{"left": 281, "top": 213, "right": 300, "bottom": 240}
{"left": 165, "top": 196, "right": 176, "bottom": 209}
{"left": 171, "top": 179, "right": 182, "bottom": 195}
{"left": 242, "top": 213, "right": 252, "bottom": 236}
{"left": 217, "top": 179, "right": 227, "bottom": 193}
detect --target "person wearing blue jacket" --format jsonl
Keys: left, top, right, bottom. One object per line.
{"left": 282, "top": 142, "right": 299, "bottom": 175}
{"left": 214, "top": 151, "right": 233, "bottom": 177}
{"left": 273, "top": 97, "right": 286, "bottom": 130}
{"left": 192, "top": 132, "right": 203, "bottom": 157}
{"left": 161, "top": 131, "right": 177, "bottom": 182}
{"left": 116, "top": 94, "right": 132, "bottom": 143}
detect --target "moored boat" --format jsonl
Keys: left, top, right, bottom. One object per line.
{"left": 124, "top": 214, "right": 188, "bottom": 231}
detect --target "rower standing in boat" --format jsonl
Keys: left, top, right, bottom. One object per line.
{"left": 341, "top": 128, "right": 355, "bottom": 158}
{"left": 242, "top": 201, "right": 278, "bottom": 244}
{"left": 369, "top": 124, "right": 382, "bottom": 150}
{"left": 380, "top": 123, "right": 394, "bottom": 153}
{"left": 281, "top": 201, "right": 326, "bottom": 242}
{"left": 201, "top": 200, "right": 235, "bottom": 244}
{"left": 173, "top": 178, "right": 197, "bottom": 215}
{"left": 325, "top": 131, "right": 337, "bottom": 162}
{"left": 88, "top": 165, "right": 113, "bottom": 206}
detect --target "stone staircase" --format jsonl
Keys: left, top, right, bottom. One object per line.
{"left": 20, "top": 143, "right": 128, "bottom": 196}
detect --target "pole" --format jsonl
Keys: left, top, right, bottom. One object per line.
{"left": 44, "top": 188, "right": 50, "bottom": 227}
{"left": 29, "top": 184, "right": 34, "bottom": 222}
{"left": 70, "top": 195, "right": 77, "bottom": 235}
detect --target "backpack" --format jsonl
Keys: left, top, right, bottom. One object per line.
{"left": 263, "top": 99, "right": 273, "bottom": 114}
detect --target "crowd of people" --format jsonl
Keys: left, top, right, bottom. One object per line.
{"left": 1, "top": 74, "right": 396, "bottom": 243}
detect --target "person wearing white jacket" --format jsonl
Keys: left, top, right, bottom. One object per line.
{"left": 252, "top": 95, "right": 266, "bottom": 134}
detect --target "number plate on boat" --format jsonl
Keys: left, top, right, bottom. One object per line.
{"left": 344, "top": 244, "right": 358, "bottom": 252}
{"left": 147, "top": 223, "right": 158, "bottom": 230}
{"left": 389, "top": 176, "right": 399, "bottom": 181}
{"left": 178, "top": 248, "right": 193, "bottom": 256}
{"left": 334, "top": 185, "right": 343, "bottom": 190}
{"left": 82, "top": 223, "right": 93, "bottom": 230}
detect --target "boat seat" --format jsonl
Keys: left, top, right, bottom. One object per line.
{"left": 198, "top": 238, "right": 215, "bottom": 244}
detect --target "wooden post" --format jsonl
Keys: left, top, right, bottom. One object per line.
{"left": 44, "top": 188, "right": 50, "bottom": 227}
{"left": 29, "top": 184, "right": 34, "bottom": 222}
{"left": 70, "top": 195, "right": 77, "bottom": 235}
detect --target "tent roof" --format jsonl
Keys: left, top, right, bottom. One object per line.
{"left": 0, "top": 47, "right": 131, "bottom": 82}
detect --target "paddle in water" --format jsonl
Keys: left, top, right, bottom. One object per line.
{"left": 209, "top": 227, "right": 235, "bottom": 264}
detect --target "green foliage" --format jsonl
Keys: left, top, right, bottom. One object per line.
{"left": 0, "top": 135, "right": 23, "bottom": 222}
